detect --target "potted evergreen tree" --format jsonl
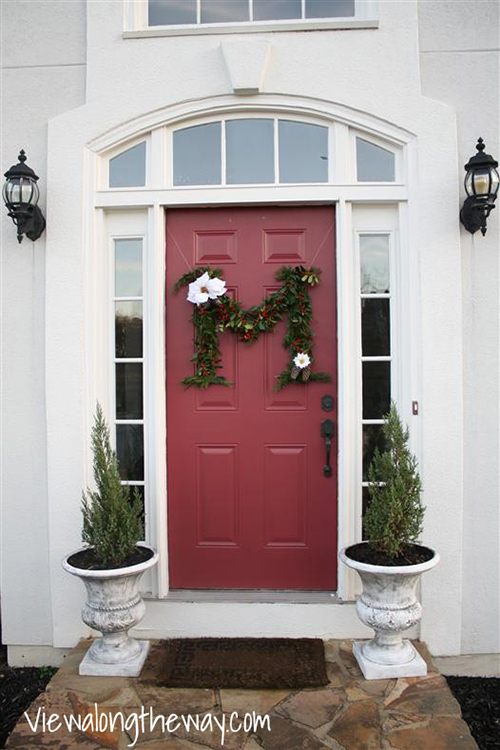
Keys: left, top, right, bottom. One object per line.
{"left": 63, "top": 405, "right": 158, "bottom": 676}
{"left": 339, "top": 403, "right": 439, "bottom": 679}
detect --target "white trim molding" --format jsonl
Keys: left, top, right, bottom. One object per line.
{"left": 86, "top": 97, "right": 416, "bottom": 605}
{"left": 88, "top": 95, "right": 414, "bottom": 157}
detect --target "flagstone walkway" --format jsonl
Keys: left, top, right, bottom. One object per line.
{"left": 6, "top": 639, "right": 477, "bottom": 749}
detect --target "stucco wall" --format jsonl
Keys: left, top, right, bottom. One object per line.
{"left": 43, "top": 0, "right": 463, "bottom": 656}
{"left": 418, "top": 0, "right": 500, "bottom": 655}
{"left": 0, "top": 1, "right": 87, "bottom": 646}
{"left": 1, "top": 0, "right": 498, "bottom": 658}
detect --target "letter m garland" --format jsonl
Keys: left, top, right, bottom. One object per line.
{"left": 174, "top": 265, "right": 331, "bottom": 392}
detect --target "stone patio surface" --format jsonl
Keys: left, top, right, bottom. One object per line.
{"left": 6, "top": 639, "right": 477, "bottom": 749}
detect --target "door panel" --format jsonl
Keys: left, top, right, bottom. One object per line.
{"left": 166, "top": 206, "right": 337, "bottom": 589}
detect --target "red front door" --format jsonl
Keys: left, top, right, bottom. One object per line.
{"left": 166, "top": 206, "right": 337, "bottom": 589}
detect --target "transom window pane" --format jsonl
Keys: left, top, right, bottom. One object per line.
{"left": 306, "top": 0, "right": 355, "bottom": 17}
{"left": 253, "top": 0, "right": 301, "bottom": 21}
{"left": 356, "top": 138, "right": 396, "bottom": 182}
{"left": 149, "top": 0, "right": 196, "bottom": 25}
{"left": 226, "top": 119, "right": 274, "bottom": 184}
{"left": 360, "top": 235, "right": 390, "bottom": 293}
{"left": 173, "top": 122, "right": 221, "bottom": 186}
{"left": 201, "top": 0, "right": 249, "bottom": 23}
{"left": 172, "top": 118, "right": 330, "bottom": 186}
{"left": 279, "top": 120, "right": 328, "bottom": 183}
{"left": 109, "top": 142, "right": 146, "bottom": 188}
{"left": 115, "top": 239, "right": 143, "bottom": 297}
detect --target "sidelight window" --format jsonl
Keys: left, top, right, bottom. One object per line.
{"left": 359, "top": 233, "right": 392, "bottom": 519}
{"left": 113, "top": 237, "right": 146, "bottom": 535}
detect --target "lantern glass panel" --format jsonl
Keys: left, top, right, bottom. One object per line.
{"left": 6, "top": 177, "right": 37, "bottom": 205}
{"left": 491, "top": 168, "right": 500, "bottom": 196}
{"left": 465, "top": 170, "right": 473, "bottom": 196}
{"left": 472, "top": 168, "right": 490, "bottom": 196}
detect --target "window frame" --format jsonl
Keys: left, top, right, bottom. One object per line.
{"left": 123, "top": 0, "right": 379, "bottom": 37}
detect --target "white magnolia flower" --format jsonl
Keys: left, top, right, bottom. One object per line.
{"left": 207, "top": 276, "right": 226, "bottom": 298}
{"left": 293, "top": 352, "right": 311, "bottom": 369}
{"left": 187, "top": 272, "right": 227, "bottom": 305}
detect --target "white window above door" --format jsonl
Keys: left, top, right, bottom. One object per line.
{"left": 124, "top": 0, "right": 379, "bottom": 37}
{"left": 149, "top": 0, "right": 356, "bottom": 26}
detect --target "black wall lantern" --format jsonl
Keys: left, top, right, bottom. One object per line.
{"left": 460, "top": 138, "right": 499, "bottom": 236}
{"left": 3, "top": 150, "right": 46, "bottom": 244}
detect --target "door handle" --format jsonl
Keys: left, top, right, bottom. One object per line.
{"left": 321, "top": 419, "right": 335, "bottom": 477}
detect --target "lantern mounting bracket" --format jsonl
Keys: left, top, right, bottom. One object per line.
{"left": 460, "top": 196, "right": 493, "bottom": 237}
{"left": 5, "top": 203, "right": 46, "bottom": 244}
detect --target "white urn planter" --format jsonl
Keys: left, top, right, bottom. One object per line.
{"left": 63, "top": 543, "right": 159, "bottom": 676}
{"left": 339, "top": 544, "right": 439, "bottom": 680}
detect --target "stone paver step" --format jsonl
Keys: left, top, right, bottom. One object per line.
{"left": 5, "top": 639, "right": 478, "bottom": 750}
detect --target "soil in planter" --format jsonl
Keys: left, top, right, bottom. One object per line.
{"left": 446, "top": 676, "right": 500, "bottom": 750}
{"left": 345, "top": 542, "right": 434, "bottom": 567}
{"left": 67, "top": 545, "right": 154, "bottom": 571}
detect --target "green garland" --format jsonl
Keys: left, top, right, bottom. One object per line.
{"left": 174, "top": 265, "right": 331, "bottom": 391}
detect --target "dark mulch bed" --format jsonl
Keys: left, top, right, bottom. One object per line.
{"left": 140, "top": 637, "right": 329, "bottom": 689}
{"left": 446, "top": 676, "right": 500, "bottom": 750}
{"left": 0, "top": 666, "right": 57, "bottom": 748}
{"left": 0, "top": 640, "right": 56, "bottom": 748}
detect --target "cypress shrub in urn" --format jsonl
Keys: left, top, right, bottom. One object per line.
{"left": 63, "top": 405, "right": 158, "bottom": 676}
{"left": 339, "top": 403, "right": 439, "bottom": 679}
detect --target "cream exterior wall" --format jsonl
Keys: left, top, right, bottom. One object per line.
{"left": 0, "top": 1, "right": 87, "bottom": 647}
{"left": 0, "top": 0, "right": 498, "bottom": 658}
{"left": 418, "top": 0, "right": 500, "bottom": 656}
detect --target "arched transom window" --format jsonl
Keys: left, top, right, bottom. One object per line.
{"left": 103, "top": 114, "right": 401, "bottom": 190}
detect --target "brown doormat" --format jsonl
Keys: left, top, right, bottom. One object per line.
{"left": 140, "top": 638, "right": 329, "bottom": 689}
